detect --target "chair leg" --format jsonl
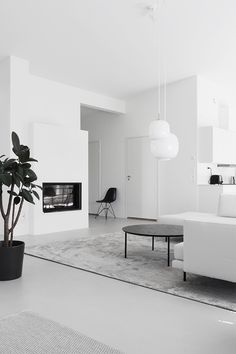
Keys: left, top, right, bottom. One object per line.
{"left": 95, "top": 203, "right": 103, "bottom": 218}
{"left": 109, "top": 203, "right": 116, "bottom": 218}
{"left": 96, "top": 202, "right": 115, "bottom": 219}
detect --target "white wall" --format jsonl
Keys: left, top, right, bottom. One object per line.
{"left": 197, "top": 76, "right": 236, "bottom": 130}
{"left": 0, "top": 57, "right": 11, "bottom": 155}
{"left": 9, "top": 57, "right": 88, "bottom": 235}
{"left": 196, "top": 76, "right": 236, "bottom": 211}
{"left": 31, "top": 124, "right": 88, "bottom": 235}
{"left": 159, "top": 77, "right": 198, "bottom": 214}
{"left": 0, "top": 56, "right": 125, "bottom": 235}
{"left": 82, "top": 111, "right": 126, "bottom": 217}
{"left": 197, "top": 76, "right": 236, "bottom": 187}
{"left": 82, "top": 76, "right": 198, "bottom": 218}
{"left": 81, "top": 89, "right": 161, "bottom": 218}
{"left": 0, "top": 58, "right": 11, "bottom": 234}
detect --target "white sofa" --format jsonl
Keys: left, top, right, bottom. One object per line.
{"left": 158, "top": 194, "right": 236, "bottom": 283}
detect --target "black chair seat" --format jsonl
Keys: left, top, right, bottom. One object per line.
{"left": 95, "top": 188, "right": 117, "bottom": 219}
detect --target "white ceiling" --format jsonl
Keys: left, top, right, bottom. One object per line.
{"left": 0, "top": 0, "right": 236, "bottom": 98}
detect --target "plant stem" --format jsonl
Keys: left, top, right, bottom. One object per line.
{"left": 9, "top": 198, "right": 24, "bottom": 233}
{"left": 3, "top": 183, "right": 15, "bottom": 246}
{"left": 0, "top": 191, "right": 6, "bottom": 219}
{"left": 10, "top": 202, "right": 15, "bottom": 247}
{"left": 6, "top": 183, "right": 14, "bottom": 217}
{"left": 4, "top": 217, "right": 9, "bottom": 247}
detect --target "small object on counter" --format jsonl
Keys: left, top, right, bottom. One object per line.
{"left": 209, "top": 174, "right": 223, "bottom": 184}
{"left": 230, "top": 176, "right": 235, "bottom": 184}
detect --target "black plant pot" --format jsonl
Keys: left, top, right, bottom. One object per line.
{"left": 0, "top": 241, "right": 25, "bottom": 281}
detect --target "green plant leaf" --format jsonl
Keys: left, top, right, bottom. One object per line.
{"left": 7, "top": 190, "right": 18, "bottom": 196}
{"left": 0, "top": 173, "right": 12, "bottom": 186}
{"left": 12, "top": 174, "right": 21, "bottom": 188}
{"left": 23, "top": 177, "right": 31, "bottom": 187}
{"left": 12, "top": 147, "right": 19, "bottom": 156}
{"left": 27, "top": 169, "right": 37, "bottom": 182}
{"left": 14, "top": 196, "right": 21, "bottom": 205}
{"left": 17, "top": 165, "right": 24, "bottom": 177}
{"left": 21, "top": 163, "right": 31, "bottom": 169}
{"left": 32, "top": 190, "right": 40, "bottom": 200}
{"left": 15, "top": 172, "right": 24, "bottom": 183}
{"left": 18, "top": 145, "right": 30, "bottom": 163}
{"left": 12, "top": 132, "right": 20, "bottom": 152}
{"left": 21, "top": 189, "right": 34, "bottom": 204}
{"left": 4, "top": 158, "right": 17, "bottom": 171}
{"left": 31, "top": 183, "right": 42, "bottom": 190}
{"left": 28, "top": 158, "right": 38, "bottom": 162}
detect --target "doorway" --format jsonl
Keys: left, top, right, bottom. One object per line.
{"left": 88, "top": 141, "right": 101, "bottom": 214}
{"left": 126, "top": 136, "right": 158, "bottom": 220}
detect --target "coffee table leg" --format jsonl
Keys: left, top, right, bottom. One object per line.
{"left": 167, "top": 237, "right": 170, "bottom": 266}
{"left": 125, "top": 232, "right": 127, "bottom": 258}
{"left": 152, "top": 236, "right": 154, "bottom": 251}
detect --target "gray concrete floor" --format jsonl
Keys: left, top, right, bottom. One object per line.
{"left": 0, "top": 216, "right": 235, "bottom": 354}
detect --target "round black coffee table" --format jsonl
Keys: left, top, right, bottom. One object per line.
{"left": 122, "top": 224, "right": 183, "bottom": 266}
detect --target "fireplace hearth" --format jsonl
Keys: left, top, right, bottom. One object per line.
{"left": 42, "top": 183, "right": 81, "bottom": 213}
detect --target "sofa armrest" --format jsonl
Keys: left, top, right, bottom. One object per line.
{"left": 184, "top": 220, "right": 236, "bottom": 283}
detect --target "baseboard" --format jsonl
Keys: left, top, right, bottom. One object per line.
{"left": 127, "top": 217, "right": 157, "bottom": 222}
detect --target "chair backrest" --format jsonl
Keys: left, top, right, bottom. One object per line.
{"left": 104, "top": 188, "right": 117, "bottom": 203}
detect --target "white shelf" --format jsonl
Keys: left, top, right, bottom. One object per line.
{"left": 198, "top": 126, "right": 236, "bottom": 164}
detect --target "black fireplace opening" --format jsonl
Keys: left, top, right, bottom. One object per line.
{"left": 42, "top": 182, "right": 82, "bottom": 213}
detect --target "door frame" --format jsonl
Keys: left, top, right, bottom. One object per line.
{"left": 124, "top": 135, "right": 158, "bottom": 219}
{"left": 88, "top": 140, "right": 102, "bottom": 214}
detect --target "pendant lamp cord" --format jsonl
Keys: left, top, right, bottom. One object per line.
{"left": 157, "top": 0, "right": 161, "bottom": 120}
{"left": 147, "top": 1, "right": 166, "bottom": 121}
{"left": 163, "top": 54, "right": 167, "bottom": 121}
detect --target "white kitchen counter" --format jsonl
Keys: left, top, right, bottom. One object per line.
{"left": 198, "top": 184, "right": 236, "bottom": 213}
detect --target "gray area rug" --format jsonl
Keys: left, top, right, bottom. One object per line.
{"left": 26, "top": 232, "right": 236, "bottom": 311}
{"left": 0, "top": 311, "right": 123, "bottom": 354}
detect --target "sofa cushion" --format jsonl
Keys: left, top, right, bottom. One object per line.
{"left": 172, "top": 259, "right": 183, "bottom": 270}
{"left": 174, "top": 242, "right": 184, "bottom": 260}
{"left": 218, "top": 193, "right": 236, "bottom": 218}
{"left": 158, "top": 212, "right": 215, "bottom": 226}
{"left": 158, "top": 211, "right": 236, "bottom": 226}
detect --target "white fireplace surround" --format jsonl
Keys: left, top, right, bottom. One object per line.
{"left": 30, "top": 123, "right": 88, "bottom": 235}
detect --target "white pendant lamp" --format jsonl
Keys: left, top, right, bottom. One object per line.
{"left": 150, "top": 133, "right": 179, "bottom": 160}
{"left": 148, "top": 119, "right": 170, "bottom": 139}
{"left": 149, "top": 119, "right": 179, "bottom": 159}
{"left": 148, "top": 2, "right": 179, "bottom": 160}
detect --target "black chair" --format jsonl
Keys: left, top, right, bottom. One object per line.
{"left": 95, "top": 188, "right": 117, "bottom": 219}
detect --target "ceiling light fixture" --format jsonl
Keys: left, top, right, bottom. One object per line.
{"left": 147, "top": 1, "right": 179, "bottom": 160}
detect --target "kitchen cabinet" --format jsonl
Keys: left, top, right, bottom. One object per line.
{"left": 198, "top": 126, "right": 236, "bottom": 164}
{"left": 198, "top": 185, "right": 236, "bottom": 213}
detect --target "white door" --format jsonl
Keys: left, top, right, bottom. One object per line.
{"left": 89, "top": 141, "right": 101, "bottom": 214}
{"left": 126, "top": 137, "right": 158, "bottom": 219}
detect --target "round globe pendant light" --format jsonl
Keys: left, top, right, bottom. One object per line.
{"left": 148, "top": 119, "right": 170, "bottom": 139}
{"left": 150, "top": 133, "right": 179, "bottom": 160}
{"left": 147, "top": 1, "right": 179, "bottom": 160}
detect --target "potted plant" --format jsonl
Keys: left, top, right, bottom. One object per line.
{"left": 0, "top": 132, "right": 41, "bottom": 280}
